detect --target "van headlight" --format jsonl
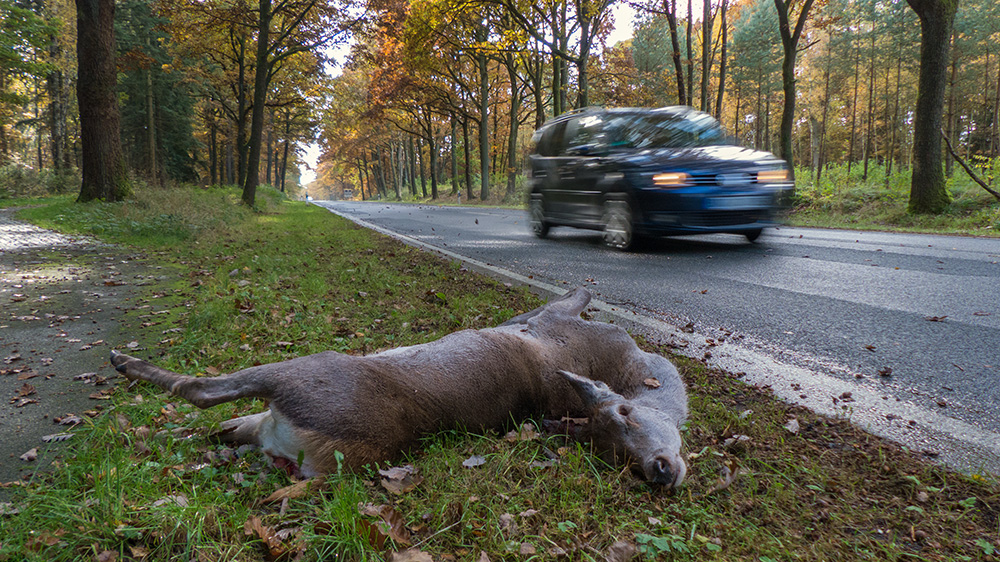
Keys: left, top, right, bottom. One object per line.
{"left": 757, "top": 169, "right": 789, "bottom": 183}
{"left": 652, "top": 172, "right": 689, "bottom": 187}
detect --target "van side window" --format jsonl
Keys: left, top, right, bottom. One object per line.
{"left": 539, "top": 121, "right": 569, "bottom": 157}
{"left": 566, "top": 115, "right": 603, "bottom": 154}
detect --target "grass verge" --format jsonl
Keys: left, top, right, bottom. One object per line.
{"left": 1, "top": 185, "right": 998, "bottom": 561}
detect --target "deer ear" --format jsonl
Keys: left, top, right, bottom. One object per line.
{"left": 559, "top": 370, "right": 621, "bottom": 406}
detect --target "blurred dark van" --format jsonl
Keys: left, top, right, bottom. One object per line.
{"left": 527, "top": 106, "right": 794, "bottom": 249}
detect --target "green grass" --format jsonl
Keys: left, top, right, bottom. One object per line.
{"left": 790, "top": 163, "right": 1000, "bottom": 236}
{"left": 1, "top": 185, "right": 998, "bottom": 561}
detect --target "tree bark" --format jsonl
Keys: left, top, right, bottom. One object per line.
{"left": 477, "top": 27, "right": 490, "bottom": 200}
{"left": 773, "top": 0, "right": 815, "bottom": 176}
{"left": 663, "top": 0, "right": 687, "bottom": 106}
{"left": 714, "top": 0, "right": 728, "bottom": 120}
{"left": 76, "top": 0, "right": 129, "bottom": 202}
{"left": 700, "top": 0, "right": 713, "bottom": 112}
{"left": 905, "top": 0, "right": 956, "bottom": 214}
{"left": 241, "top": 0, "right": 272, "bottom": 207}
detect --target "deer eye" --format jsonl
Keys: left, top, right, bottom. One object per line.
{"left": 617, "top": 405, "right": 632, "bottom": 417}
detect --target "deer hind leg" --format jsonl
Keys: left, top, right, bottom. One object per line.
{"left": 111, "top": 350, "right": 251, "bottom": 408}
{"left": 213, "top": 411, "right": 270, "bottom": 446}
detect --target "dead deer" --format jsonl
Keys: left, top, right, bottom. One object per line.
{"left": 110, "top": 288, "right": 688, "bottom": 488}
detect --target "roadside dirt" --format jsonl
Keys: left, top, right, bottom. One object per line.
{"left": 0, "top": 209, "right": 169, "bottom": 496}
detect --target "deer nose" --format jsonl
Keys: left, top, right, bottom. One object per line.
{"left": 649, "top": 455, "right": 677, "bottom": 487}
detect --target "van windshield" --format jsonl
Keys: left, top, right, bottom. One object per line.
{"left": 605, "top": 112, "right": 727, "bottom": 149}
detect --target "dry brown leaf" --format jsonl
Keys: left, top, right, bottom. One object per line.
{"left": 151, "top": 494, "right": 189, "bottom": 508}
{"left": 604, "top": 540, "right": 637, "bottom": 562}
{"left": 25, "top": 528, "right": 64, "bottom": 551}
{"left": 476, "top": 552, "right": 491, "bottom": 562}
{"left": 357, "top": 518, "right": 388, "bottom": 549}
{"left": 389, "top": 549, "right": 434, "bottom": 562}
{"left": 643, "top": 377, "right": 661, "bottom": 389}
{"left": 262, "top": 478, "right": 327, "bottom": 503}
{"left": 462, "top": 455, "right": 487, "bottom": 468}
{"left": 377, "top": 505, "right": 412, "bottom": 545}
{"left": 128, "top": 545, "right": 150, "bottom": 559}
{"left": 379, "top": 465, "right": 423, "bottom": 495}
{"left": 95, "top": 550, "right": 118, "bottom": 562}
{"left": 244, "top": 515, "right": 294, "bottom": 559}
{"left": 705, "top": 459, "right": 741, "bottom": 495}
{"left": 18, "top": 383, "right": 36, "bottom": 396}
{"left": 924, "top": 315, "right": 947, "bottom": 322}
{"left": 504, "top": 423, "right": 540, "bottom": 442}
{"left": 519, "top": 543, "right": 537, "bottom": 555}
{"left": 20, "top": 448, "right": 38, "bottom": 462}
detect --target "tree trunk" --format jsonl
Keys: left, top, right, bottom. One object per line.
{"left": 450, "top": 115, "right": 459, "bottom": 195}
{"left": 905, "top": 0, "right": 956, "bottom": 214}
{"left": 241, "top": 0, "right": 272, "bottom": 207}
{"left": 478, "top": 27, "right": 490, "bottom": 200}
{"left": 463, "top": 116, "right": 473, "bottom": 200}
{"left": 700, "top": 0, "right": 712, "bottom": 113}
{"left": 686, "top": 0, "right": 694, "bottom": 105}
{"left": 209, "top": 112, "right": 218, "bottom": 185}
{"left": 664, "top": 0, "right": 686, "bottom": 106}
{"left": 773, "top": 0, "right": 815, "bottom": 178}
{"left": 848, "top": 44, "right": 859, "bottom": 176}
{"left": 417, "top": 138, "right": 427, "bottom": 197}
{"left": 714, "top": 0, "right": 728, "bottom": 121}
{"left": 75, "top": 0, "right": 129, "bottom": 202}
{"left": 407, "top": 135, "right": 417, "bottom": 195}
{"left": 506, "top": 54, "right": 520, "bottom": 200}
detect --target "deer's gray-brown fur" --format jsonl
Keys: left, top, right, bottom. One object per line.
{"left": 110, "top": 288, "right": 688, "bottom": 487}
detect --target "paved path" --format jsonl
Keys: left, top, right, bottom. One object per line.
{"left": 0, "top": 209, "right": 155, "bottom": 495}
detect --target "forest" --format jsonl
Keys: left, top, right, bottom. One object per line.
{"left": 1, "top": 0, "right": 998, "bottom": 214}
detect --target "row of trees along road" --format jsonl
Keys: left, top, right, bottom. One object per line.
{"left": 2, "top": 0, "right": 997, "bottom": 212}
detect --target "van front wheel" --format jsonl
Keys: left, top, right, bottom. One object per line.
{"left": 529, "top": 196, "right": 550, "bottom": 238}
{"left": 602, "top": 200, "right": 635, "bottom": 250}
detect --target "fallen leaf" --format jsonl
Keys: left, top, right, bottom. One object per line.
{"left": 518, "top": 508, "right": 539, "bottom": 518}
{"left": 924, "top": 315, "right": 947, "bottom": 322}
{"left": 784, "top": 418, "right": 800, "bottom": 434}
{"left": 379, "top": 465, "right": 423, "bottom": 495}
{"left": 519, "top": 543, "right": 537, "bottom": 555}
{"left": 504, "top": 423, "right": 539, "bottom": 442}
{"left": 18, "top": 383, "right": 36, "bottom": 396}
{"left": 604, "top": 540, "right": 637, "bottom": 562}
{"left": 643, "top": 377, "right": 661, "bottom": 389}
{"left": 25, "top": 528, "right": 64, "bottom": 551}
{"left": 462, "top": 455, "right": 487, "bottom": 468}
{"left": 263, "top": 478, "right": 327, "bottom": 503}
{"left": 95, "top": 550, "right": 118, "bottom": 562}
{"left": 705, "top": 458, "right": 740, "bottom": 495}
{"left": 360, "top": 504, "right": 412, "bottom": 545}
{"left": 89, "top": 389, "right": 115, "bottom": 400}
{"left": 152, "top": 494, "right": 189, "bottom": 508}
{"left": 244, "top": 515, "right": 288, "bottom": 559}
{"left": 128, "top": 545, "right": 150, "bottom": 559}
{"left": 878, "top": 367, "right": 893, "bottom": 377}
{"left": 20, "top": 448, "right": 38, "bottom": 462}
{"left": 723, "top": 434, "right": 751, "bottom": 449}
{"left": 388, "top": 549, "right": 433, "bottom": 562}
{"left": 864, "top": 344, "right": 877, "bottom": 351}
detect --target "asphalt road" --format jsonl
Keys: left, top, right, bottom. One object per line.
{"left": 315, "top": 200, "right": 1000, "bottom": 475}
{"left": 0, "top": 210, "right": 154, "bottom": 495}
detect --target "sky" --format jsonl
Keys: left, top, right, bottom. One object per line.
{"left": 299, "top": 3, "right": 636, "bottom": 190}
